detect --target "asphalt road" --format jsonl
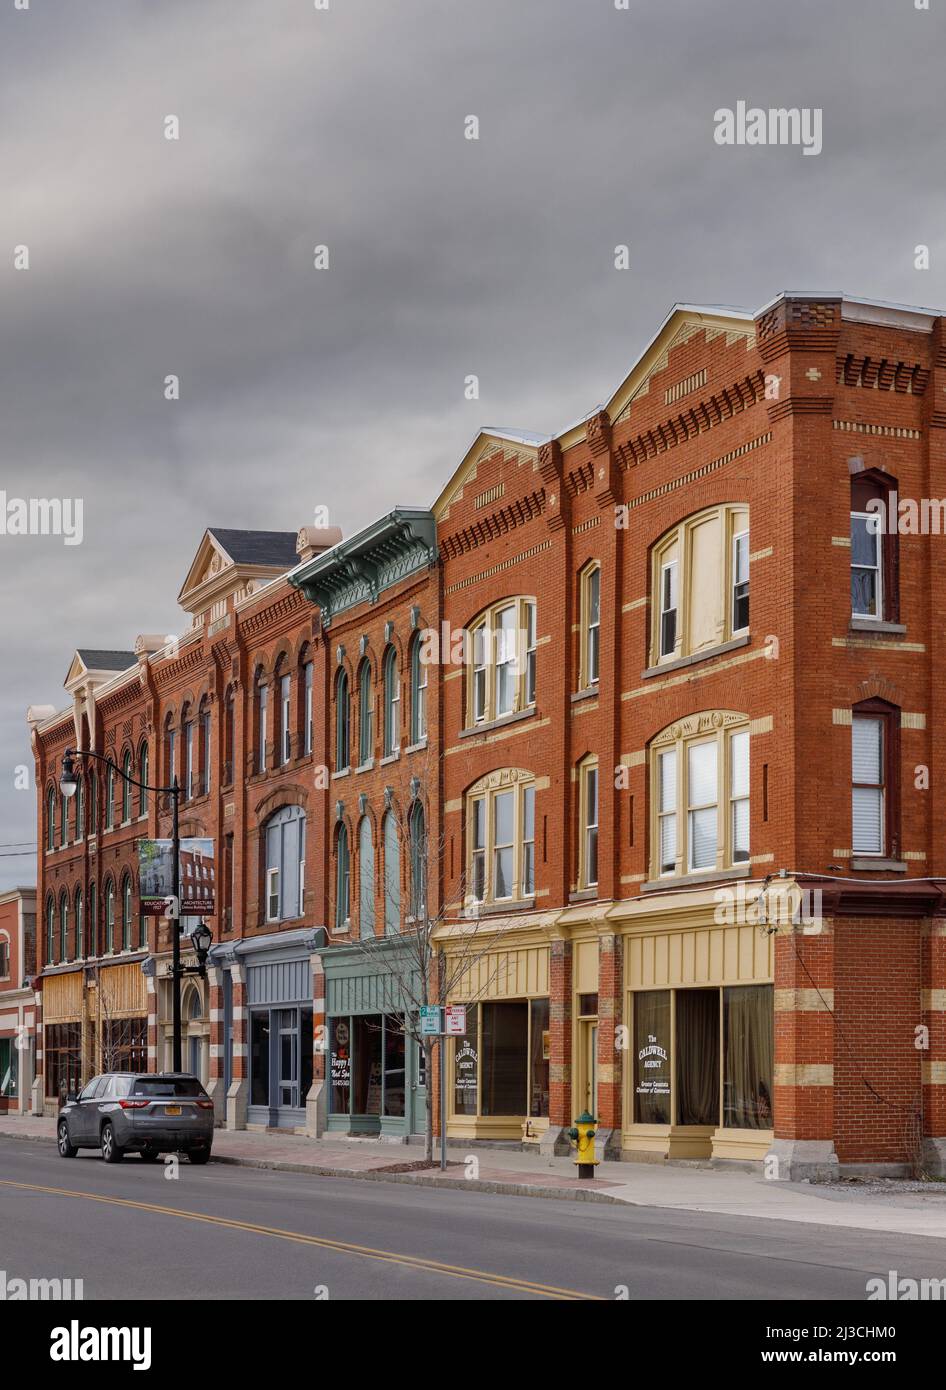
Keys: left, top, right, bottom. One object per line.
{"left": 1, "top": 1136, "right": 945, "bottom": 1301}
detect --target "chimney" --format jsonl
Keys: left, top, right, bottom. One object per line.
{"left": 296, "top": 525, "right": 343, "bottom": 563}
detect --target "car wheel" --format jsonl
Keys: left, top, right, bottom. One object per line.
{"left": 57, "top": 1120, "right": 78, "bottom": 1158}
{"left": 139, "top": 1147, "right": 161, "bottom": 1163}
{"left": 188, "top": 1148, "right": 211, "bottom": 1165}
{"left": 100, "top": 1122, "right": 123, "bottom": 1163}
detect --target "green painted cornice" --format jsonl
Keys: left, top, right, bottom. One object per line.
{"left": 288, "top": 508, "right": 437, "bottom": 627}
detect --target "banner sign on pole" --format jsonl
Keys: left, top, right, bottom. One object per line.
{"left": 138, "top": 838, "right": 216, "bottom": 916}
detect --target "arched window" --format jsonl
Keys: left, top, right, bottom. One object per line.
{"left": 264, "top": 805, "right": 306, "bottom": 922}
{"left": 88, "top": 882, "right": 96, "bottom": 958}
{"left": 104, "top": 878, "right": 115, "bottom": 953}
{"left": 75, "top": 773, "right": 85, "bottom": 840}
{"left": 105, "top": 763, "right": 115, "bottom": 828}
{"left": 277, "top": 664, "right": 292, "bottom": 766}
{"left": 256, "top": 672, "right": 268, "bottom": 774}
{"left": 358, "top": 817, "right": 375, "bottom": 938}
{"left": 46, "top": 786, "right": 55, "bottom": 851}
{"left": 851, "top": 468, "right": 899, "bottom": 623}
{"left": 73, "top": 887, "right": 83, "bottom": 961}
{"left": 649, "top": 712, "right": 750, "bottom": 878}
{"left": 335, "top": 823, "right": 351, "bottom": 929}
{"left": 650, "top": 504, "right": 749, "bottom": 666}
{"left": 138, "top": 742, "right": 149, "bottom": 817}
{"left": 60, "top": 790, "right": 68, "bottom": 847}
{"left": 46, "top": 897, "right": 55, "bottom": 966}
{"left": 224, "top": 688, "right": 235, "bottom": 784}
{"left": 358, "top": 660, "right": 374, "bottom": 766}
{"left": 303, "top": 658, "right": 314, "bottom": 757}
{"left": 409, "top": 804, "right": 426, "bottom": 921}
{"left": 383, "top": 647, "right": 400, "bottom": 757}
{"left": 121, "top": 874, "right": 133, "bottom": 950}
{"left": 122, "top": 750, "right": 133, "bottom": 822}
{"left": 182, "top": 704, "right": 195, "bottom": 799}
{"left": 88, "top": 770, "right": 97, "bottom": 836}
{"left": 59, "top": 892, "right": 69, "bottom": 963}
{"left": 410, "top": 635, "right": 428, "bottom": 743}
{"left": 335, "top": 670, "right": 350, "bottom": 771}
{"left": 466, "top": 597, "right": 536, "bottom": 725}
{"left": 466, "top": 769, "right": 535, "bottom": 906}
{"left": 383, "top": 811, "right": 400, "bottom": 935}
{"left": 165, "top": 715, "right": 177, "bottom": 789}
{"left": 199, "top": 699, "right": 212, "bottom": 794}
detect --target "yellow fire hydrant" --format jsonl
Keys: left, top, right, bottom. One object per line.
{"left": 567, "top": 1110, "right": 599, "bottom": 1179}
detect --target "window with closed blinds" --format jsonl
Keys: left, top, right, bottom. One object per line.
{"left": 730, "top": 729, "right": 750, "bottom": 862}
{"left": 852, "top": 716, "right": 884, "bottom": 853}
{"left": 687, "top": 740, "right": 718, "bottom": 871}
{"left": 658, "top": 749, "right": 677, "bottom": 872}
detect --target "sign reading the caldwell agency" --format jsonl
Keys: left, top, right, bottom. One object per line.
{"left": 138, "top": 838, "right": 215, "bottom": 915}
{"left": 636, "top": 1033, "right": 670, "bottom": 1099}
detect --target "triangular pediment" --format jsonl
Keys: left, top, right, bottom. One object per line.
{"left": 177, "top": 530, "right": 235, "bottom": 606}
{"left": 433, "top": 429, "right": 546, "bottom": 523}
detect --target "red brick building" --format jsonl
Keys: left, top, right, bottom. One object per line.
{"left": 0, "top": 888, "right": 37, "bottom": 1114}
{"left": 30, "top": 292, "right": 946, "bottom": 1176}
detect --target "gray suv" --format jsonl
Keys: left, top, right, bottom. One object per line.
{"left": 57, "top": 1072, "right": 214, "bottom": 1164}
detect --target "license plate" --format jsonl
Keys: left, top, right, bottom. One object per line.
{"left": 165, "top": 1104, "right": 182, "bottom": 1116}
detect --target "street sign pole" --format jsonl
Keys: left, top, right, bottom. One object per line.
{"left": 440, "top": 1030, "right": 447, "bottom": 1171}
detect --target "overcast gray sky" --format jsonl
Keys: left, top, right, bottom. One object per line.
{"left": 1, "top": 0, "right": 944, "bottom": 887}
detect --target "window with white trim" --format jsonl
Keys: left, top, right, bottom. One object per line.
{"left": 650, "top": 505, "right": 749, "bottom": 664}
{"left": 580, "top": 566, "right": 600, "bottom": 688}
{"left": 650, "top": 714, "right": 750, "bottom": 878}
{"left": 467, "top": 598, "right": 537, "bottom": 725}
{"left": 852, "top": 716, "right": 884, "bottom": 854}
{"left": 466, "top": 771, "right": 536, "bottom": 905}
{"left": 578, "top": 759, "right": 599, "bottom": 888}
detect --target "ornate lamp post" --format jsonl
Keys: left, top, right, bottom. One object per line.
{"left": 60, "top": 747, "right": 209, "bottom": 1072}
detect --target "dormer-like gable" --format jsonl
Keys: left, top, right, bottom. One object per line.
{"left": 177, "top": 527, "right": 301, "bottom": 622}
{"left": 433, "top": 428, "right": 548, "bottom": 525}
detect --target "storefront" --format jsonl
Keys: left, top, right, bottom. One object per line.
{"left": 621, "top": 911, "right": 775, "bottom": 1161}
{"left": 323, "top": 940, "right": 427, "bottom": 1140}
{"left": 443, "top": 937, "right": 551, "bottom": 1143}
{"left": 41, "top": 958, "right": 150, "bottom": 1111}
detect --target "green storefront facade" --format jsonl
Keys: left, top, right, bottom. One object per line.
{"left": 323, "top": 940, "right": 428, "bottom": 1140}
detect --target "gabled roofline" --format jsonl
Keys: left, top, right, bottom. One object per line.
{"left": 432, "top": 428, "right": 546, "bottom": 521}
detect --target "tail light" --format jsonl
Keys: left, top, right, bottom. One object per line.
{"left": 119, "top": 1099, "right": 150, "bottom": 1109}
{"left": 196, "top": 1099, "right": 213, "bottom": 1109}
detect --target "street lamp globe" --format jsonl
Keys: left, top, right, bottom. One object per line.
{"left": 191, "top": 922, "right": 212, "bottom": 963}
{"left": 59, "top": 749, "right": 79, "bottom": 799}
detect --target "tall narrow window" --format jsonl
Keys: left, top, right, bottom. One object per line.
{"left": 851, "top": 511, "right": 882, "bottom": 618}
{"left": 46, "top": 787, "right": 55, "bottom": 851}
{"left": 581, "top": 762, "right": 599, "bottom": 888}
{"left": 687, "top": 740, "right": 718, "bottom": 872}
{"left": 59, "top": 791, "right": 68, "bottom": 847}
{"left": 730, "top": 729, "right": 750, "bottom": 862}
{"left": 304, "top": 662, "right": 313, "bottom": 756}
{"left": 467, "top": 773, "right": 535, "bottom": 905}
{"left": 122, "top": 875, "right": 132, "bottom": 950}
{"left": 522, "top": 785, "right": 535, "bottom": 896}
{"left": 659, "top": 559, "right": 678, "bottom": 658}
{"left": 74, "top": 888, "right": 83, "bottom": 961}
{"left": 732, "top": 530, "right": 750, "bottom": 632}
{"left": 472, "top": 625, "right": 487, "bottom": 723}
{"left": 76, "top": 774, "right": 85, "bottom": 840}
{"left": 279, "top": 674, "right": 291, "bottom": 765}
{"left": 46, "top": 897, "right": 55, "bottom": 966}
{"left": 257, "top": 680, "right": 268, "bottom": 773}
{"left": 358, "top": 661, "right": 374, "bottom": 765}
{"left": 88, "top": 771, "right": 97, "bottom": 836}
{"left": 383, "top": 812, "right": 400, "bottom": 934}
{"left": 492, "top": 790, "right": 514, "bottom": 899}
{"left": 265, "top": 806, "right": 306, "bottom": 921}
{"left": 201, "top": 704, "right": 212, "bottom": 792}
{"left": 106, "top": 765, "right": 115, "bottom": 828}
{"left": 383, "top": 647, "right": 400, "bottom": 756}
{"left": 359, "top": 818, "right": 375, "bottom": 937}
{"left": 165, "top": 721, "right": 176, "bottom": 790}
{"left": 411, "top": 636, "right": 428, "bottom": 743}
{"left": 494, "top": 607, "right": 517, "bottom": 717}
{"left": 657, "top": 748, "right": 677, "bottom": 874}
{"left": 582, "top": 567, "right": 600, "bottom": 687}
{"left": 105, "top": 879, "right": 115, "bottom": 953}
{"left": 88, "top": 883, "right": 96, "bottom": 958}
{"left": 335, "top": 824, "right": 350, "bottom": 928}
{"left": 851, "top": 471, "right": 898, "bottom": 622}
{"left": 59, "top": 893, "right": 69, "bottom": 962}
{"left": 852, "top": 715, "right": 884, "bottom": 854}
{"left": 122, "top": 751, "right": 132, "bottom": 822}
{"left": 138, "top": 743, "right": 149, "bottom": 816}
{"left": 471, "top": 799, "right": 486, "bottom": 901}
{"left": 409, "top": 804, "right": 426, "bottom": 921}
{"left": 525, "top": 601, "right": 537, "bottom": 705}
{"left": 335, "top": 670, "right": 350, "bottom": 771}
{"left": 223, "top": 690, "right": 235, "bottom": 784}
{"left": 184, "top": 713, "right": 195, "bottom": 799}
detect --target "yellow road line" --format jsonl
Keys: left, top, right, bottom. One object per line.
{"left": 0, "top": 1178, "right": 601, "bottom": 1300}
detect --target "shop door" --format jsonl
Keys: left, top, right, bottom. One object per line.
{"left": 276, "top": 1009, "right": 299, "bottom": 1110}
{"left": 580, "top": 1020, "right": 598, "bottom": 1117}
{"left": 409, "top": 1037, "right": 428, "bottom": 1134}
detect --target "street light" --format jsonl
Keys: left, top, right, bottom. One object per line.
{"left": 59, "top": 746, "right": 190, "bottom": 1072}
{"left": 190, "top": 921, "right": 212, "bottom": 971}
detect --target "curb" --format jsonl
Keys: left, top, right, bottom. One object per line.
{"left": 0, "top": 1128, "right": 624, "bottom": 1204}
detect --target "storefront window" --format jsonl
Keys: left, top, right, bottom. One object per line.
{"left": 0, "top": 1038, "right": 17, "bottom": 1099}
{"left": 45, "top": 1023, "right": 81, "bottom": 1100}
{"left": 251, "top": 1012, "right": 270, "bottom": 1107}
{"left": 300, "top": 1007, "right": 314, "bottom": 1104}
{"left": 330, "top": 1017, "right": 351, "bottom": 1113}
{"left": 453, "top": 1026, "right": 478, "bottom": 1116}
{"left": 102, "top": 1017, "right": 147, "bottom": 1073}
{"left": 481, "top": 1001, "right": 528, "bottom": 1116}
{"left": 383, "top": 1015, "right": 405, "bottom": 1118}
{"left": 352, "top": 1015, "right": 383, "bottom": 1114}
{"left": 529, "top": 998, "right": 549, "bottom": 1117}
{"left": 676, "top": 989, "right": 719, "bottom": 1125}
{"left": 633, "top": 990, "right": 671, "bottom": 1124}
{"left": 723, "top": 984, "right": 773, "bottom": 1129}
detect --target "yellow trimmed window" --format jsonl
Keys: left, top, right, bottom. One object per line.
{"left": 578, "top": 564, "right": 600, "bottom": 689}
{"left": 651, "top": 505, "right": 749, "bottom": 665}
{"left": 650, "top": 713, "right": 749, "bottom": 878}
{"left": 467, "top": 769, "right": 536, "bottom": 905}
{"left": 468, "top": 597, "right": 536, "bottom": 725}
{"left": 577, "top": 756, "right": 599, "bottom": 888}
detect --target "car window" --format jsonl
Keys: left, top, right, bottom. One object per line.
{"left": 78, "top": 1078, "right": 101, "bottom": 1102}
{"left": 93, "top": 1077, "right": 112, "bottom": 1098}
{"left": 132, "top": 1077, "right": 206, "bottom": 1098}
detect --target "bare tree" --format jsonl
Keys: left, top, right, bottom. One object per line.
{"left": 339, "top": 741, "right": 533, "bottom": 1163}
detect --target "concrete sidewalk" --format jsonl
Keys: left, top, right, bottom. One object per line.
{"left": 4, "top": 1114, "right": 946, "bottom": 1238}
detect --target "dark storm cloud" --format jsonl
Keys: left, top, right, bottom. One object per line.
{"left": 1, "top": 0, "right": 944, "bottom": 882}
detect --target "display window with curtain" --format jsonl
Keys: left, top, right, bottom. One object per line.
{"left": 448, "top": 997, "right": 550, "bottom": 1136}
{"left": 629, "top": 983, "right": 773, "bottom": 1158}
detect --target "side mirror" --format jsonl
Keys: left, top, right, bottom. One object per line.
{"left": 66, "top": 1091, "right": 78, "bottom": 1104}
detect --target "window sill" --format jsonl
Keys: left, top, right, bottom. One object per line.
{"left": 851, "top": 858, "right": 907, "bottom": 873}
{"left": 641, "top": 633, "right": 750, "bottom": 680}
{"left": 642, "top": 864, "right": 751, "bottom": 892}
{"left": 568, "top": 887, "right": 599, "bottom": 904}
{"left": 464, "top": 897, "right": 535, "bottom": 918}
{"left": 459, "top": 707, "right": 536, "bottom": 740}
{"left": 571, "top": 686, "right": 599, "bottom": 705}
{"left": 848, "top": 619, "right": 907, "bottom": 637}
{"left": 331, "top": 768, "right": 350, "bottom": 781}
{"left": 355, "top": 759, "right": 375, "bottom": 774}
{"left": 405, "top": 738, "right": 428, "bottom": 755}
{"left": 380, "top": 750, "right": 401, "bottom": 766}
